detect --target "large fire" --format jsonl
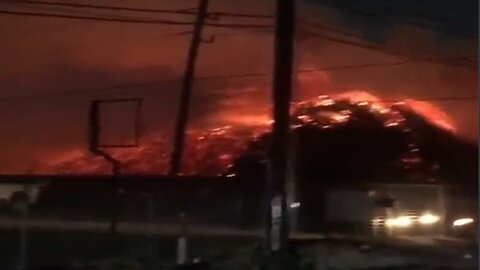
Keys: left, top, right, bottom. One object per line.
{"left": 37, "top": 91, "right": 456, "bottom": 176}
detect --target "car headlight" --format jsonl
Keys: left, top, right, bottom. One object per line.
{"left": 453, "top": 218, "right": 474, "bottom": 227}
{"left": 418, "top": 213, "right": 440, "bottom": 225}
{"left": 386, "top": 216, "right": 412, "bottom": 227}
{"left": 289, "top": 202, "right": 301, "bottom": 209}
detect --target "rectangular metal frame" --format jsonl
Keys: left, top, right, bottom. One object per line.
{"left": 89, "top": 98, "right": 142, "bottom": 149}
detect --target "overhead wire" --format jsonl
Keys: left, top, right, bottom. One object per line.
{"left": 0, "top": 3, "right": 475, "bottom": 102}
{"left": 0, "top": 9, "right": 195, "bottom": 25}
{"left": 1, "top": 9, "right": 474, "bottom": 68}
{"left": 0, "top": 9, "right": 274, "bottom": 28}
{"left": 1, "top": 2, "right": 474, "bottom": 66}
{"left": 298, "top": 16, "right": 475, "bottom": 68}
{"left": 0, "top": 59, "right": 473, "bottom": 103}
{"left": 2, "top": 0, "right": 474, "bottom": 38}
{"left": 2, "top": 9, "right": 469, "bottom": 66}
{"left": 196, "top": 60, "right": 431, "bottom": 80}
{"left": 299, "top": 19, "right": 364, "bottom": 39}
{"left": 2, "top": 87, "right": 476, "bottom": 103}
{"left": 302, "top": 28, "right": 476, "bottom": 70}
{"left": 299, "top": 19, "right": 475, "bottom": 68}
{"left": 0, "top": 0, "right": 199, "bottom": 15}
{"left": 211, "top": 11, "right": 273, "bottom": 19}
{"left": 394, "top": 96, "right": 478, "bottom": 103}
{"left": 320, "top": 3, "right": 475, "bottom": 39}
{"left": 0, "top": 0, "right": 275, "bottom": 18}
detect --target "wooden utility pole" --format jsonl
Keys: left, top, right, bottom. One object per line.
{"left": 266, "top": 0, "right": 296, "bottom": 251}
{"left": 169, "top": 0, "right": 210, "bottom": 176}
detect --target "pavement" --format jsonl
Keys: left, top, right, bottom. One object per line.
{"left": 0, "top": 217, "right": 260, "bottom": 237}
{"left": 0, "top": 218, "right": 476, "bottom": 269}
{"left": 300, "top": 236, "right": 477, "bottom": 270}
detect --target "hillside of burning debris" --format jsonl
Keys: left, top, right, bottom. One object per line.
{"left": 39, "top": 91, "right": 477, "bottom": 187}
{"left": 229, "top": 94, "right": 477, "bottom": 187}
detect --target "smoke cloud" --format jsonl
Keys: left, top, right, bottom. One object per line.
{"left": 0, "top": 0, "right": 476, "bottom": 173}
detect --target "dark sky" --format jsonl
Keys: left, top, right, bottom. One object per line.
{"left": 307, "top": 0, "right": 477, "bottom": 40}
{"left": 0, "top": 0, "right": 477, "bottom": 173}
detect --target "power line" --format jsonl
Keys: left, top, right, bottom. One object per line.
{"left": 302, "top": 29, "right": 476, "bottom": 69}
{"left": 0, "top": 0, "right": 199, "bottom": 15}
{"left": 362, "top": 5, "right": 454, "bottom": 22}
{"left": 400, "top": 96, "right": 479, "bottom": 103}
{"left": 0, "top": 0, "right": 275, "bottom": 18}
{"left": 0, "top": 9, "right": 194, "bottom": 25}
{"left": 208, "top": 21, "right": 272, "bottom": 29}
{"left": 0, "top": 9, "right": 274, "bottom": 28}
{"left": 322, "top": 3, "right": 475, "bottom": 39}
{"left": 196, "top": 60, "right": 426, "bottom": 80}
{"left": 2, "top": 0, "right": 474, "bottom": 41}
{"left": 351, "top": 6, "right": 449, "bottom": 23}
{"left": 300, "top": 23, "right": 475, "bottom": 67}
{"left": 0, "top": 60, "right": 468, "bottom": 102}
{"left": 10, "top": 0, "right": 466, "bottom": 38}
{"left": 354, "top": 6, "right": 471, "bottom": 32}
{"left": 212, "top": 11, "right": 273, "bottom": 19}
{"left": 2, "top": 5, "right": 473, "bottom": 67}
{"left": 299, "top": 19, "right": 364, "bottom": 39}
{"left": 2, "top": 88, "right": 476, "bottom": 104}
{"left": 297, "top": 20, "right": 475, "bottom": 68}
{"left": 0, "top": 82, "right": 160, "bottom": 102}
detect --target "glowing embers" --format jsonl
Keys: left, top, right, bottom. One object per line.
{"left": 40, "top": 91, "right": 456, "bottom": 176}
{"left": 396, "top": 99, "right": 456, "bottom": 132}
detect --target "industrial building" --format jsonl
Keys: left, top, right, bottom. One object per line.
{"left": 0, "top": 174, "right": 475, "bottom": 238}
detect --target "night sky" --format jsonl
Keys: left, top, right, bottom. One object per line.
{"left": 0, "top": 0, "right": 477, "bottom": 173}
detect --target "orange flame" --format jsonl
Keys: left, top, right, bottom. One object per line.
{"left": 403, "top": 99, "right": 456, "bottom": 132}
{"left": 37, "top": 91, "right": 456, "bottom": 176}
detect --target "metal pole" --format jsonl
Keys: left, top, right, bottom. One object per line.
{"left": 88, "top": 101, "right": 121, "bottom": 235}
{"left": 169, "top": 0, "right": 209, "bottom": 176}
{"left": 177, "top": 213, "right": 189, "bottom": 265}
{"left": 16, "top": 185, "right": 30, "bottom": 270}
{"left": 87, "top": 98, "right": 141, "bottom": 235}
{"left": 18, "top": 200, "right": 27, "bottom": 270}
{"left": 266, "top": 0, "right": 296, "bottom": 251}
{"left": 437, "top": 185, "right": 447, "bottom": 235}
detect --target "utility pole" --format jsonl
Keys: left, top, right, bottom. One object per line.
{"left": 266, "top": 0, "right": 296, "bottom": 251}
{"left": 13, "top": 185, "right": 30, "bottom": 270}
{"left": 169, "top": 0, "right": 210, "bottom": 176}
{"left": 287, "top": 10, "right": 303, "bottom": 233}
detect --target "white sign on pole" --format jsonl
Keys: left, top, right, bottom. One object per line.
{"left": 270, "top": 195, "right": 283, "bottom": 251}
{"left": 271, "top": 223, "right": 281, "bottom": 251}
{"left": 271, "top": 195, "right": 282, "bottom": 219}
{"left": 177, "top": 237, "right": 188, "bottom": 265}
